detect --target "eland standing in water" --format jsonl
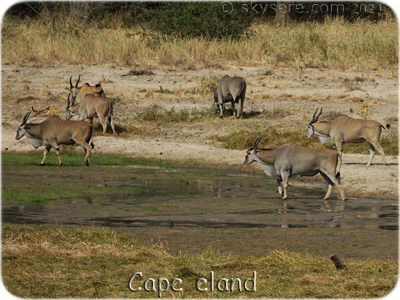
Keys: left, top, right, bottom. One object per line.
{"left": 244, "top": 137, "right": 345, "bottom": 200}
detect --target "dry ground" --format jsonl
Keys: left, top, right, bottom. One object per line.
{"left": 1, "top": 64, "right": 399, "bottom": 199}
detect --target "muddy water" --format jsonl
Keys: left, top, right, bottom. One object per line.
{"left": 2, "top": 168, "right": 398, "bottom": 230}
{"left": 2, "top": 165, "right": 398, "bottom": 259}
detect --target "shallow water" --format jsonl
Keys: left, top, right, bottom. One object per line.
{"left": 2, "top": 166, "right": 398, "bottom": 231}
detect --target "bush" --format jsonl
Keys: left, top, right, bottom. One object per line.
{"left": 138, "top": 2, "right": 257, "bottom": 40}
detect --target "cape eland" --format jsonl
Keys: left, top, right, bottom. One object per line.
{"left": 214, "top": 75, "right": 246, "bottom": 118}
{"left": 69, "top": 75, "right": 105, "bottom": 103}
{"left": 66, "top": 94, "right": 115, "bottom": 135}
{"left": 307, "top": 108, "right": 390, "bottom": 166}
{"left": 15, "top": 110, "right": 94, "bottom": 166}
{"left": 244, "top": 137, "right": 345, "bottom": 200}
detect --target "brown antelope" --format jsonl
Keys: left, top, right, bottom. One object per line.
{"left": 15, "top": 110, "right": 94, "bottom": 166}
{"left": 66, "top": 94, "right": 115, "bottom": 135}
{"left": 244, "top": 137, "right": 345, "bottom": 201}
{"left": 214, "top": 75, "right": 246, "bottom": 118}
{"left": 307, "top": 108, "right": 390, "bottom": 166}
{"left": 69, "top": 75, "right": 105, "bottom": 103}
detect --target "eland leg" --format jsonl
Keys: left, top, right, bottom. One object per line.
{"left": 99, "top": 117, "right": 107, "bottom": 134}
{"left": 54, "top": 147, "right": 63, "bottom": 166}
{"left": 40, "top": 145, "right": 52, "bottom": 166}
{"left": 75, "top": 140, "right": 92, "bottom": 166}
{"left": 367, "top": 142, "right": 376, "bottom": 166}
{"left": 276, "top": 177, "right": 283, "bottom": 195}
{"left": 47, "top": 140, "right": 63, "bottom": 166}
{"left": 238, "top": 97, "right": 244, "bottom": 119}
{"left": 334, "top": 140, "right": 344, "bottom": 165}
{"left": 320, "top": 172, "right": 334, "bottom": 199}
{"left": 109, "top": 116, "right": 115, "bottom": 135}
{"left": 368, "top": 141, "right": 386, "bottom": 166}
{"left": 281, "top": 172, "right": 290, "bottom": 200}
{"left": 320, "top": 171, "right": 345, "bottom": 201}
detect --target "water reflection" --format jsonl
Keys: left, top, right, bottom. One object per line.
{"left": 2, "top": 168, "right": 398, "bottom": 231}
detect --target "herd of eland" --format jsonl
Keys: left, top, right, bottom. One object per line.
{"left": 15, "top": 74, "right": 390, "bottom": 201}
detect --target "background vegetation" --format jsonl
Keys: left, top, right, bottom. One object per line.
{"left": 0, "top": 15, "right": 400, "bottom": 68}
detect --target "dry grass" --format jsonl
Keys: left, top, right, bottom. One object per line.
{"left": 2, "top": 224, "right": 397, "bottom": 298}
{"left": 214, "top": 127, "right": 398, "bottom": 156}
{"left": 1, "top": 15, "right": 397, "bottom": 69}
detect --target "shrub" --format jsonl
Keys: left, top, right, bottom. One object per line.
{"left": 139, "top": 2, "right": 257, "bottom": 40}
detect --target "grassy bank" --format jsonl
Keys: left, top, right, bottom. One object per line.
{"left": 213, "top": 128, "right": 399, "bottom": 156}
{"left": 1, "top": 151, "right": 176, "bottom": 168}
{"left": 1, "top": 15, "right": 398, "bottom": 69}
{"left": 1, "top": 152, "right": 223, "bottom": 205}
{"left": 2, "top": 224, "right": 397, "bottom": 298}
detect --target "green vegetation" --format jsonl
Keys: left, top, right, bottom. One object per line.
{"left": 136, "top": 105, "right": 190, "bottom": 122}
{"left": 214, "top": 128, "right": 399, "bottom": 156}
{"left": 135, "top": 104, "right": 218, "bottom": 123}
{"left": 146, "top": 205, "right": 160, "bottom": 212}
{"left": 1, "top": 181, "right": 153, "bottom": 204}
{"left": 154, "top": 86, "right": 174, "bottom": 94}
{"left": 1, "top": 152, "right": 176, "bottom": 168}
{"left": 137, "top": 2, "right": 257, "bottom": 40}
{"left": 2, "top": 225, "right": 397, "bottom": 298}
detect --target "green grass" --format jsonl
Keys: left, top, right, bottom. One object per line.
{"left": 214, "top": 128, "right": 399, "bottom": 156}
{"left": 1, "top": 181, "right": 153, "bottom": 204}
{"left": 145, "top": 205, "right": 160, "bottom": 212}
{"left": 1, "top": 152, "right": 176, "bottom": 168}
{"left": 135, "top": 104, "right": 217, "bottom": 123}
{"left": 154, "top": 85, "right": 174, "bottom": 94}
{"left": 2, "top": 224, "right": 397, "bottom": 298}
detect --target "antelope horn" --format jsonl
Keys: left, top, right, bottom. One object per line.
{"left": 76, "top": 74, "right": 81, "bottom": 87}
{"left": 315, "top": 107, "right": 323, "bottom": 122}
{"left": 31, "top": 106, "right": 50, "bottom": 115}
{"left": 310, "top": 107, "right": 323, "bottom": 124}
{"left": 70, "top": 76, "right": 73, "bottom": 89}
{"left": 21, "top": 111, "right": 32, "bottom": 126}
{"left": 66, "top": 94, "right": 70, "bottom": 109}
{"left": 253, "top": 137, "right": 262, "bottom": 150}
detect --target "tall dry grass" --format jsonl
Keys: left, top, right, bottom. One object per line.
{"left": 1, "top": 14, "right": 398, "bottom": 68}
